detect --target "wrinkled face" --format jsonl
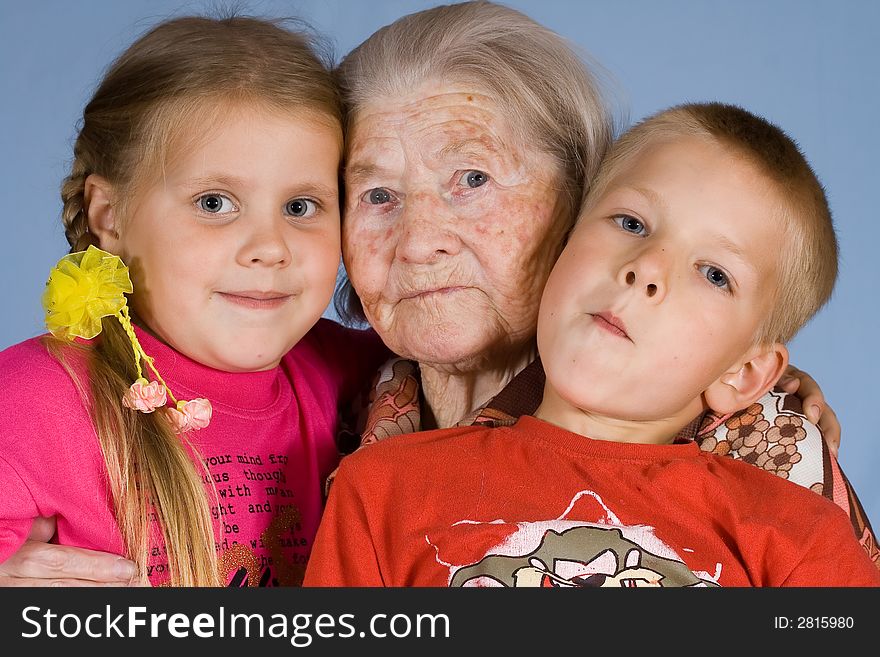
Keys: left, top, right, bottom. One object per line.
{"left": 538, "top": 136, "right": 781, "bottom": 420}
{"left": 342, "top": 81, "right": 569, "bottom": 369}
{"left": 113, "top": 106, "right": 342, "bottom": 372}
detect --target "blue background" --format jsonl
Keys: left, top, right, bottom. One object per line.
{"left": 2, "top": 1, "right": 878, "bottom": 525}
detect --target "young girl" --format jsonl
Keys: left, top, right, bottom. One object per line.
{"left": 0, "top": 15, "right": 387, "bottom": 586}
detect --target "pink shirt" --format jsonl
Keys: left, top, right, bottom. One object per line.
{"left": 0, "top": 319, "right": 387, "bottom": 586}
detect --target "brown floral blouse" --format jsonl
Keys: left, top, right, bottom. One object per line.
{"left": 338, "top": 356, "right": 878, "bottom": 570}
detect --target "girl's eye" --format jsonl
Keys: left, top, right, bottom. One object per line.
{"left": 458, "top": 170, "right": 489, "bottom": 189}
{"left": 613, "top": 214, "right": 646, "bottom": 236}
{"left": 699, "top": 264, "right": 731, "bottom": 290}
{"left": 197, "top": 193, "right": 236, "bottom": 214}
{"left": 364, "top": 188, "right": 393, "bottom": 205}
{"left": 285, "top": 198, "right": 317, "bottom": 218}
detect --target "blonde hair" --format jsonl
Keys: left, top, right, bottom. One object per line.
{"left": 585, "top": 102, "right": 838, "bottom": 345}
{"left": 333, "top": 0, "right": 612, "bottom": 323}
{"left": 51, "top": 15, "right": 341, "bottom": 586}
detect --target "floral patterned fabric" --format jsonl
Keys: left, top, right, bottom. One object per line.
{"left": 345, "top": 356, "right": 879, "bottom": 569}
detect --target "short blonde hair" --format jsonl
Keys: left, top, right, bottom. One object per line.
{"left": 334, "top": 0, "right": 612, "bottom": 323}
{"left": 585, "top": 102, "right": 837, "bottom": 345}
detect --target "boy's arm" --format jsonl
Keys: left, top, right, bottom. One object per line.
{"left": 697, "top": 388, "right": 880, "bottom": 568}
{"left": 304, "top": 458, "right": 385, "bottom": 587}
{"left": 779, "top": 507, "right": 880, "bottom": 587}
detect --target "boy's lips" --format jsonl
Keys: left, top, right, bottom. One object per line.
{"left": 589, "top": 311, "right": 631, "bottom": 341}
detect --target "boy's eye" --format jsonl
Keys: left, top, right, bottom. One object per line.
{"left": 457, "top": 170, "right": 489, "bottom": 189}
{"left": 699, "top": 264, "right": 730, "bottom": 290}
{"left": 364, "top": 188, "right": 392, "bottom": 205}
{"left": 285, "top": 198, "right": 317, "bottom": 218}
{"left": 197, "top": 193, "right": 236, "bottom": 214}
{"left": 613, "top": 214, "right": 646, "bottom": 235}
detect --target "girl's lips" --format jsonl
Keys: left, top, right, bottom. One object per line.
{"left": 217, "top": 291, "right": 292, "bottom": 310}
{"left": 590, "top": 311, "right": 631, "bottom": 341}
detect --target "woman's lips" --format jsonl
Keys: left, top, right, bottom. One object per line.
{"left": 217, "top": 291, "right": 292, "bottom": 310}
{"left": 590, "top": 311, "right": 631, "bottom": 340}
{"left": 402, "top": 286, "right": 469, "bottom": 300}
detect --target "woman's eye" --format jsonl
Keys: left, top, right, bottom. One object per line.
{"left": 197, "top": 194, "right": 236, "bottom": 214}
{"left": 613, "top": 214, "right": 646, "bottom": 235}
{"left": 364, "top": 188, "right": 392, "bottom": 205}
{"left": 458, "top": 170, "right": 489, "bottom": 189}
{"left": 699, "top": 264, "right": 730, "bottom": 290}
{"left": 285, "top": 198, "right": 317, "bottom": 218}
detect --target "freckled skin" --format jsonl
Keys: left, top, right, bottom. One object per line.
{"left": 342, "top": 81, "right": 569, "bottom": 375}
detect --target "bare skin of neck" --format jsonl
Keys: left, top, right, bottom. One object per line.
{"left": 418, "top": 343, "right": 537, "bottom": 430}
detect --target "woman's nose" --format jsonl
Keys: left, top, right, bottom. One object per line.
{"left": 394, "top": 194, "right": 462, "bottom": 264}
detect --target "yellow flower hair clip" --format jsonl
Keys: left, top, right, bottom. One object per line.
{"left": 43, "top": 245, "right": 212, "bottom": 432}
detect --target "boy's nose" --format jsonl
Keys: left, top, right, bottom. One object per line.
{"left": 624, "top": 270, "right": 659, "bottom": 297}
{"left": 620, "top": 248, "right": 668, "bottom": 302}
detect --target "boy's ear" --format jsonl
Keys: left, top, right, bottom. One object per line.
{"left": 83, "top": 174, "right": 121, "bottom": 252}
{"left": 703, "top": 343, "right": 789, "bottom": 415}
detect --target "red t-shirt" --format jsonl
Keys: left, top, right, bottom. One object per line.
{"left": 305, "top": 415, "right": 880, "bottom": 587}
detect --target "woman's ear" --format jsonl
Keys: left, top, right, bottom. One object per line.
{"left": 703, "top": 343, "right": 789, "bottom": 415}
{"left": 83, "top": 174, "right": 121, "bottom": 252}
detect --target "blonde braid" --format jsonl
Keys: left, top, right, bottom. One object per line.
{"left": 60, "top": 155, "right": 96, "bottom": 253}
{"left": 44, "top": 14, "right": 342, "bottom": 586}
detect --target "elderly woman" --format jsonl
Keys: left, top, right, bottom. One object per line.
{"left": 1, "top": 1, "right": 874, "bottom": 585}
{"left": 335, "top": 2, "right": 607, "bottom": 435}
{"left": 331, "top": 0, "right": 876, "bottom": 561}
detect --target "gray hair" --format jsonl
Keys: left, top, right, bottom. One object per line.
{"left": 334, "top": 0, "right": 613, "bottom": 324}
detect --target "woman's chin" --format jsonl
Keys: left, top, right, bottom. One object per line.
{"left": 391, "top": 321, "right": 502, "bottom": 370}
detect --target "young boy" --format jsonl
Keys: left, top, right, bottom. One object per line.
{"left": 303, "top": 103, "right": 880, "bottom": 587}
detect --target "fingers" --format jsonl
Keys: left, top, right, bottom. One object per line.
{"left": 795, "top": 383, "right": 828, "bottom": 435}
{"left": 0, "top": 539, "right": 138, "bottom": 586}
{"left": 817, "top": 404, "right": 841, "bottom": 459}
{"left": 797, "top": 389, "right": 826, "bottom": 419}
{"left": 779, "top": 365, "right": 825, "bottom": 421}
{"left": 777, "top": 373, "right": 800, "bottom": 394}
{"left": 780, "top": 364, "right": 841, "bottom": 457}
{"left": 0, "top": 576, "right": 136, "bottom": 588}
{"left": 26, "top": 516, "right": 57, "bottom": 543}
